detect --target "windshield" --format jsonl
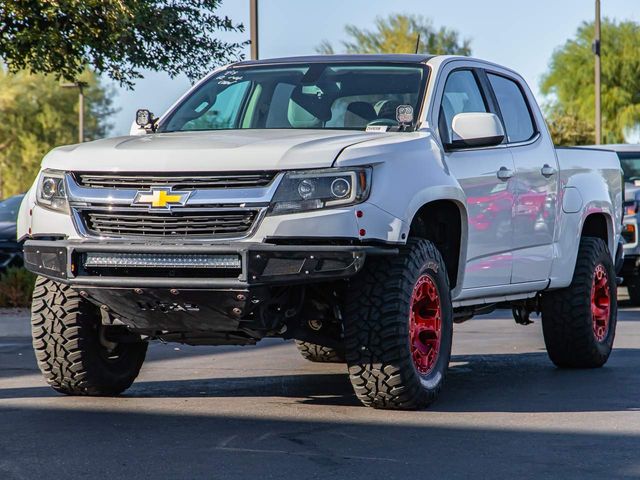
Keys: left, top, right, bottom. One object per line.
{"left": 159, "top": 63, "right": 428, "bottom": 133}
{"left": 0, "top": 195, "right": 23, "bottom": 223}
{"left": 619, "top": 152, "right": 640, "bottom": 183}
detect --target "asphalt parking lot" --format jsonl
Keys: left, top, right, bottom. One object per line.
{"left": 1, "top": 292, "right": 639, "bottom": 479}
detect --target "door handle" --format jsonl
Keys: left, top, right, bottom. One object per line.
{"left": 541, "top": 164, "right": 557, "bottom": 178}
{"left": 496, "top": 166, "right": 514, "bottom": 181}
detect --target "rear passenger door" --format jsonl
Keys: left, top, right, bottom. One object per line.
{"left": 484, "top": 71, "right": 558, "bottom": 283}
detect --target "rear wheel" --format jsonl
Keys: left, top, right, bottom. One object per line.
{"left": 344, "top": 239, "right": 453, "bottom": 410}
{"left": 295, "top": 340, "right": 345, "bottom": 363}
{"left": 31, "top": 276, "right": 147, "bottom": 395}
{"left": 541, "top": 237, "right": 617, "bottom": 368}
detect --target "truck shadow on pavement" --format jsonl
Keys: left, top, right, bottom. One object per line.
{"left": 1, "top": 348, "right": 639, "bottom": 413}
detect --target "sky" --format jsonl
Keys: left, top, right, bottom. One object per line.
{"left": 109, "top": 0, "right": 640, "bottom": 136}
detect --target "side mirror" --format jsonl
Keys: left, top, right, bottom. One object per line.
{"left": 129, "top": 120, "right": 147, "bottom": 136}
{"left": 446, "top": 112, "right": 505, "bottom": 150}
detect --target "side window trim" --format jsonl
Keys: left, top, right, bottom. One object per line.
{"left": 483, "top": 70, "right": 539, "bottom": 144}
{"left": 476, "top": 69, "right": 507, "bottom": 144}
{"left": 437, "top": 67, "right": 503, "bottom": 150}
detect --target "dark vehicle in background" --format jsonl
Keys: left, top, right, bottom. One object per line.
{"left": 591, "top": 145, "right": 640, "bottom": 303}
{"left": 0, "top": 194, "right": 25, "bottom": 271}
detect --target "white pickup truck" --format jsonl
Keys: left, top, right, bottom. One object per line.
{"left": 19, "top": 54, "right": 624, "bottom": 410}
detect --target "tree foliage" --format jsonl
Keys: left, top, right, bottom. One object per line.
{"left": 545, "top": 110, "right": 595, "bottom": 146}
{"left": 0, "top": 0, "right": 246, "bottom": 87}
{"left": 317, "top": 14, "right": 471, "bottom": 56}
{"left": 541, "top": 18, "right": 640, "bottom": 144}
{"left": 0, "top": 68, "right": 114, "bottom": 197}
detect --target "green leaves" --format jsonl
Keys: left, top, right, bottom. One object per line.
{"left": 0, "top": 0, "right": 247, "bottom": 88}
{"left": 317, "top": 14, "right": 471, "bottom": 56}
{"left": 541, "top": 18, "right": 640, "bottom": 144}
{"left": 0, "top": 68, "right": 113, "bottom": 197}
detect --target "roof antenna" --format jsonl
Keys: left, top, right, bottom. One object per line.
{"left": 414, "top": 33, "right": 421, "bottom": 54}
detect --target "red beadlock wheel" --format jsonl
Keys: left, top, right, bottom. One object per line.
{"left": 409, "top": 274, "right": 442, "bottom": 375}
{"left": 541, "top": 237, "right": 617, "bottom": 368}
{"left": 344, "top": 238, "right": 453, "bottom": 410}
{"left": 591, "top": 263, "right": 611, "bottom": 342}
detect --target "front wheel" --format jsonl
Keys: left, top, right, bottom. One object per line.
{"left": 343, "top": 239, "right": 453, "bottom": 410}
{"left": 31, "top": 277, "right": 148, "bottom": 395}
{"left": 541, "top": 237, "right": 617, "bottom": 368}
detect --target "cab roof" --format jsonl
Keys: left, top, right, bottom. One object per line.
{"left": 233, "top": 54, "right": 436, "bottom": 67}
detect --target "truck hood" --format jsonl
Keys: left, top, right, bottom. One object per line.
{"left": 42, "top": 129, "right": 385, "bottom": 172}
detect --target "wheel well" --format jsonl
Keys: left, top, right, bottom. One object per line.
{"left": 409, "top": 201, "right": 462, "bottom": 288}
{"left": 581, "top": 213, "right": 609, "bottom": 245}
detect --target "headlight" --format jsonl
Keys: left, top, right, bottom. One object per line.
{"left": 36, "top": 169, "right": 69, "bottom": 213}
{"left": 269, "top": 167, "right": 371, "bottom": 215}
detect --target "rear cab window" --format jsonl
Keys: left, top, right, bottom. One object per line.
{"left": 487, "top": 73, "right": 536, "bottom": 143}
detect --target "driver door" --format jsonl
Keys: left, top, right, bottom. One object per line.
{"left": 439, "top": 69, "right": 516, "bottom": 289}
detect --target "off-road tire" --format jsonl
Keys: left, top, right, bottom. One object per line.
{"left": 295, "top": 340, "right": 345, "bottom": 363}
{"left": 627, "top": 275, "right": 640, "bottom": 306}
{"left": 31, "top": 276, "right": 148, "bottom": 395}
{"left": 344, "top": 238, "right": 453, "bottom": 410}
{"left": 541, "top": 237, "right": 617, "bottom": 368}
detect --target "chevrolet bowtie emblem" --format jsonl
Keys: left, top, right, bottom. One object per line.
{"left": 133, "top": 188, "right": 191, "bottom": 209}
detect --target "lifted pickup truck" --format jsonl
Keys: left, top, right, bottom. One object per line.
{"left": 19, "top": 54, "right": 623, "bottom": 410}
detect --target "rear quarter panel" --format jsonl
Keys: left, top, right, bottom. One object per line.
{"left": 549, "top": 147, "right": 622, "bottom": 288}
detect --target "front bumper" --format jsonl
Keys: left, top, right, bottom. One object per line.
{"left": 24, "top": 239, "right": 394, "bottom": 340}
{"left": 23, "top": 239, "right": 393, "bottom": 288}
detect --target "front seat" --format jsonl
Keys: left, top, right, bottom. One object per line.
{"left": 344, "top": 101, "right": 377, "bottom": 128}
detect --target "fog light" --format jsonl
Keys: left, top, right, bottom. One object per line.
{"left": 84, "top": 253, "right": 241, "bottom": 269}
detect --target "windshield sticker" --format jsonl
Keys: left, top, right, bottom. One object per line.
{"left": 217, "top": 70, "right": 244, "bottom": 85}
{"left": 396, "top": 105, "right": 414, "bottom": 124}
{"left": 366, "top": 125, "right": 389, "bottom": 133}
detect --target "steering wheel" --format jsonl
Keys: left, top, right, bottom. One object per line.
{"left": 367, "top": 118, "right": 399, "bottom": 127}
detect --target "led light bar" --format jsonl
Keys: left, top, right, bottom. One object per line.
{"left": 84, "top": 252, "right": 242, "bottom": 269}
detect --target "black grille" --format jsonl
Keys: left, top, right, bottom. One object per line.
{"left": 81, "top": 209, "right": 258, "bottom": 238}
{"left": 75, "top": 172, "right": 277, "bottom": 190}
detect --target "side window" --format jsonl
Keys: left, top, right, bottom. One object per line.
{"left": 439, "top": 70, "right": 488, "bottom": 145}
{"left": 487, "top": 73, "right": 535, "bottom": 143}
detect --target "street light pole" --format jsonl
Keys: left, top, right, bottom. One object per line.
{"left": 77, "top": 84, "right": 84, "bottom": 143}
{"left": 594, "top": 0, "right": 602, "bottom": 144}
{"left": 60, "top": 81, "right": 86, "bottom": 143}
{"left": 250, "top": 0, "right": 259, "bottom": 60}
